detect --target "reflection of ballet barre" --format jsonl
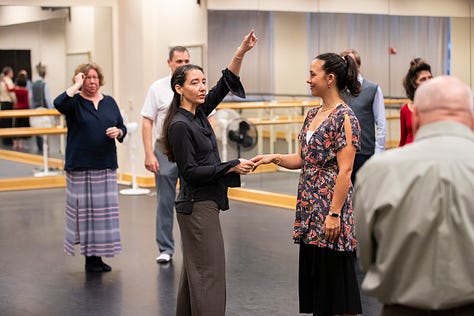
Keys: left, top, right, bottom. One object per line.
{"left": 217, "top": 99, "right": 409, "bottom": 110}
{"left": 0, "top": 109, "right": 62, "bottom": 118}
{"left": 0, "top": 109, "right": 66, "bottom": 177}
{"left": 0, "top": 109, "right": 66, "bottom": 137}
{"left": 0, "top": 127, "right": 67, "bottom": 137}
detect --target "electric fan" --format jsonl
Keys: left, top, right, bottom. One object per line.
{"left": 227, "top": 118, "right": 258, "bottom": 158}
{"left": 213, "top": 109, "right": 240, "bottom": 161}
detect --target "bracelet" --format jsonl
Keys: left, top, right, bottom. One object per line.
{"left": 328, "top": 211, "right": 341, "bottom": 218}
{"left": 271, "top": 154, "right": 282, "bottom": 165}
{"left": 233, "top": 55, "right": 243, "bottom": 61}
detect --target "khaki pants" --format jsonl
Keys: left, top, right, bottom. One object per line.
{"left": 176, "top": 200, "right": 225, "bottom": 316}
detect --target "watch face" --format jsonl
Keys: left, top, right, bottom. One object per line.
{"left": 330, "top": 212, "right": 339, "bottom": 218}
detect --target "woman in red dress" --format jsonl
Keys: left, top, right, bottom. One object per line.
{"left": 13, "top": 71, "right": 30, "bottom": 150}
{"left": 399, "top": 58, "right": 433, "bottom": 146}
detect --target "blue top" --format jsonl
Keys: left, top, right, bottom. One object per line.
{"left": 54, "top": 92, "right": 127, "bottom": 171}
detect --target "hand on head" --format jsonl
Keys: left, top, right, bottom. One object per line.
{"left": 74, "top": 72, "right": 85, "bottom": 87}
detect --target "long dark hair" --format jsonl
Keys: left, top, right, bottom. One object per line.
{"left": 403, "top": 57, "right": 432, "bottom": 100}
{"left": 316, "top": 53, "right": 360, "bottom": 96}
{"left": 161, "top": 64, "right": 204, "bottom": 162}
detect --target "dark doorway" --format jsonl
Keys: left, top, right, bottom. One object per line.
{"left": 0, "top": 50, "right": 31, "bottom": 80}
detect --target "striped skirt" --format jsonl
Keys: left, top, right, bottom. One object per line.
{"left": 64, "top": 169, "right": 122, "bottom": 257}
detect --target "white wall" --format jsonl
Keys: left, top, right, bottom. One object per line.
{"left": 0, "top": 0, "right": 473, "bottom": 180}
{"left": 0, "top": 18, "right": 65, "bottom": 96}
{"left": 274, "top": 12, "right": 308, "bottom": 96}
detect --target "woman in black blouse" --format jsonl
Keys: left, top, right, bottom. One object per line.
{"left": 161, "top": 30, "right": 257, "bottom": 316}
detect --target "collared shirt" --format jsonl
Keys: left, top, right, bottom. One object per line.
{"left": 140, "top": 74, "right": 173, "bottom": 140}
{"left": 354, "top": 121, "right": 474, "bottom": 310}
{"left": 358, "top": 74, "right": 386, "bottom": 153}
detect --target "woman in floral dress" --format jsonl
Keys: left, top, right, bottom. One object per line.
{"left": 252, "top": 53, "right": 362, "bottom": 316}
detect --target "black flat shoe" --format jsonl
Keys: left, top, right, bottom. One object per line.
{"left": 85, "top": 256, "right": 112, "bottom": 273}
{"left": 85, "top": 262, "right": 112, "bottom": 273}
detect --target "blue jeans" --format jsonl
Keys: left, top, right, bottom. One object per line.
{"left": 154, "top": 142, "right": 179, "bottom": 256}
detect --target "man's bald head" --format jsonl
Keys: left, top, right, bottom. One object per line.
{"left": 412, "top": 75, "right": 474, "bottom": 132}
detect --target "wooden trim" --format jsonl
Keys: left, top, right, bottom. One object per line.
{"left": 0, "top": 109, "right": 62, "bottom": 118}
{"left": 0, "top": 175, "right": 66, "bottom": 192}
{"left": 0, "top": 149, "right": 64, "bottom": 168}
{"left": 118, "top": 173, "right": 156, "bottom": 188}
{"left": 228, "top": 187, "right": 296, "bottom": 210}
{"left": 0, "top": 127, "right": 67, "bottom": 137}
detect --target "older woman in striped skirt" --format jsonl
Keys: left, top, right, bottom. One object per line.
{"left": 54, "top": 62, "right": 126, "bottom": 272}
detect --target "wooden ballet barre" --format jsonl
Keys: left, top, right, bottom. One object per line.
{"left": 248, "top": 117, "right": 305, "bottom": 125}
{"left": 217, "top": 100, "right": 321, "bottom": 110}
{"left": 0, "top": 109, "right": 62, "bottom": 118}
{"left": 0, "top": 127, "right": 67, "bottom": 137}
{"left": 217, "top": 99, "right": 409, "bottom": 110}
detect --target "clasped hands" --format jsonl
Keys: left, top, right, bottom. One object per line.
{"left": 232, "top": 154, "right": 279, "bottom": 175}
{"left": 106, "top": 126, "right": 122, "bottom": 139}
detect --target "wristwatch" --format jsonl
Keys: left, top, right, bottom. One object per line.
{"left": 328, "top": 212, "right": 340, "bottom": 218}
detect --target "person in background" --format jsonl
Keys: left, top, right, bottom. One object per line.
{"left": 54, "top": 62, "right": 127, "bottom": 273}
{"left": 31, "top": 63, "right": 54, "bottom": 153}
{"left": 252, "top": 52, "right": 363, "bottom": 316}
{"left": 161, "top": 30, "right": 257, "bottom": 316}
{"left": 18, "top": 69, "right": 32, "bottom": 106}
{"left": 141, "top": 45, "right": 191, "bottom": 264}
{"left": 0, "top": 66, "right": 16, "bottom": 146}
{"left": 354, "top": 75, "right": 474, "bottom": 316}
{"left": 12, "top": 71, "right": 30, "bottom": 150}
{"left": 399, "top": 57, "right": 433, "bottom": 146}
{"left": 340, "top": 49, "right": 386, "bottom": 183}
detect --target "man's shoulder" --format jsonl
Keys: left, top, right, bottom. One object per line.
{"left": 32, "top": 79, "right": 44, "bottom": 86}
{"left": 150, "top": 75, "right": 171, "bottom": 88}
{"left": 362, "top": 78, "right": 378, "bottom": 89}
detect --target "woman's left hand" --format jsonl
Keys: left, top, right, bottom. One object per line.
{"left": 323, "top": 215, "right": 341, "bottom": 243}
{"left": 238, "top": 30, "right": 258, "bottom": 54}
{"left": 106, "top": 127, "right": 122, "bottom": 139}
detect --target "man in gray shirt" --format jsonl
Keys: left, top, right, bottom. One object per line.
{"left": 354, "top": 75, "right": 474, "bottom": 315}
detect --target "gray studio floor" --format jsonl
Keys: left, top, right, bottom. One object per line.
{"left": 0, "top": 137, "right": 382, "bottom": 316}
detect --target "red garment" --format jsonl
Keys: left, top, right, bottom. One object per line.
{"left": 13, "top": 87, "right": 29, "bottom": 109}
{"left": 399, "top": 103, "right": 413, "bottom": 146}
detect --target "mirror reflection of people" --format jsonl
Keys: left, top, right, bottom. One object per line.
{"left": 31, "top": 63, "right": 54, "bottom": 153}
{"left": 161, "top": 30, "right": 257, "bottom": 316}
{"left": 0, "top": 66, "right": 16, "bottom": 146}
{"left": 399, "top": 57, "right": 433, "bottom": 146}
{"left": 252, "top": 53, "right": 363, "bottom": 316}
{"left": 12, "top": 71, "right": 30, "bottom": 150}
{"left": 355, "top": 75, "right": 474, "bottom": 315}
{"left": 54, "top": 62, "right": 127, "bottom": 273}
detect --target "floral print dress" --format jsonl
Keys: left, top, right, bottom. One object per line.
{"left": 293, "top": 103, "right": 360, "bottom": 251}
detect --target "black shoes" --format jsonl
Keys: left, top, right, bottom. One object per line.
{"left": 85, "top": 256, "right": 112, "bottom": 273}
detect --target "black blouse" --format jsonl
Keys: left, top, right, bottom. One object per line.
{"left": 168, "top": 69, "right": 245, "bottom": 213}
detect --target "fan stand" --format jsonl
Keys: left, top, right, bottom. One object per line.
{"left": 33, "top": 135, "right": 59, "bottom": 177}
{"left": 120, "top": 122, "right": 150, "bottom": 195}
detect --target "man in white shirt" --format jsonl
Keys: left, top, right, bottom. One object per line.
{"left": 354, "top": 75, "right": 474, "bottom": 315}
{"left": 141, "top": 46, "right": 190, "bottom": 264}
